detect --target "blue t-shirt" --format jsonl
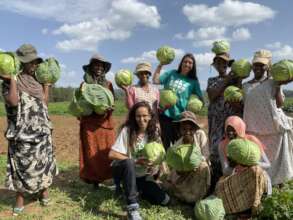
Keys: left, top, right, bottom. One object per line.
{"left": 159, "top": 69, "right": 203, "bottom": 120}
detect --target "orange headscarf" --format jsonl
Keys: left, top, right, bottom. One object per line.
{"left": 219, "top": 116, "right": 265, "bottom": 161}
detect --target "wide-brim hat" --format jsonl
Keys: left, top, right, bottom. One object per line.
{"left": 135, "top": 62, "right": 152, "bottom": 75}
{"left": 213, "top": 52, "right": 234, "bottom": 66}
{"left": 173, "top": 111, "right": 203, "bottom": 129}
{"left": 82, "top": 54, "right": 111, "bottom": 73}
{"left": 16, "top": 44, "right": 43, "bottom": 64}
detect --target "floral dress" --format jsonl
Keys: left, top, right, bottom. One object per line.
{"left": 2, "top": 81, "right": 58, "bottom": 193}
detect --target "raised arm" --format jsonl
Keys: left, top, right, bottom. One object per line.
{"left": 152, "top": 64, "right": 163, "bottom": 84}
{"left": 43, "top": 84, "right": 50, "bottom": 106}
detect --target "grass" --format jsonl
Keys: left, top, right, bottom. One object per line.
{"left": 0, "top": 155, "right": 193, "bottom": 220}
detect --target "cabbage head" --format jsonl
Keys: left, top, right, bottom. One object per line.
{"left": 166, "top": 144, "right": 203, "bottom": 172}
{"left": 68, "top": 89, "right": 93, "bottom": 117}
{"left": 156, "top": 46, "right": 175, "bottom": 65}
{"left": 0, "top": 52, "right": 20, "bottom": 78}
{"left": 194, "top": 196, "right": 225, "bottom": 220}
{"left": 187, "top": 95, "right": 203, "bottom": 113}
{"left": 231, "top": 59, "right": 252, "bottom": 78}
{"left": 211, "top": 40, "right": 230, "bottom": 54}
{"left": 81, "top": 83, "right": 114, "bottom": 115}
{"left": 227, "top": 138, "right": 261, "bottom": 166}
{"left": 160, "top": 89, "right": 177, "bottom": 109}
{"left": 224, "top": 86, "right": 243, "bottom": 102}
{"left": 142, "top": 142, "right": 166, "bottom": 165}
{"left": 35, "top": 57, "right": 61, "bottom": 84}
{"left": 115, "top": 69, "right": 133, "bottom": 87}
{"left": 271, "top": 59, "right": 293, "bottom": 82}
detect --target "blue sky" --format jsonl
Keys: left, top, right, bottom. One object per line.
{"left": 0, "top": 0, "right": 293, "bottom": 89}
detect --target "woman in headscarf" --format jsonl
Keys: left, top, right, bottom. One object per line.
{"left": 1, "top": 44, "right": 58, "bottom": 215}
{"left": 79, "top": 54, "right": 115, "bottom": 188}
{"left": 206, "top": 52, "right": 242, "bottom": 189}
{"left": 242, "top": 49, "right": 293, "bottom": 185}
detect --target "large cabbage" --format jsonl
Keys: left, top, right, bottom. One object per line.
{"left": 35, "top": 57, "right": 61, "bottom": 84}
{"left": 187, "top": 95, "right": 203, "bottom": 113}
{"left": 156, "top": 46, "right": 175, "bottom": 65}
{"left": 227, "top": 138, "right": 261, "bottom": 166}
{"left": 194, "top": 196, "right": 225, "bottom": 220}
{"left": 0, "top": 52, "right": 20, "bottom": 78}
{"left": 115, "top": 69, "right": 133, "bottom": 87}
{"left": 142, "top": 142, "right": 166, "bottom": 165}
{"left": 81, "top": 83, "right": 114, "bottom": 115}
{"left": 68, "top": 89, "right": 93, "bottom": 117}
{"left": 211, "top": 40, "right": 230, "bottom": 55}
{"left": 271, "top": 59, "right": 293, "bottom": 82}
{"left": 224, "top": 86, "right": 243, "bottom": 102}
{"left": 159, "top": 89, "right": 177, "bottom": 109}
{"left": 166, "top": 144, "right": 203, "bottom": 172}
{"left": 231, "top": 59, "right": 252, "bottom": 78}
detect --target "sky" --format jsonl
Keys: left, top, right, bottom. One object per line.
{"left": 0, "top": 0, "right": 293, "bottom": 89}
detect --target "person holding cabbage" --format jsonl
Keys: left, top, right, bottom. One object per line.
{"left": 153, "top": 53, "right": 203, "bottom": 149}
{"left": 162, "top": 111, "right": 211, "bottom": 204}
{"left": 120, "top": 62, "right": 160, "bottom": 115}
{"left": 242, "top": 50, "right": 293, "bottom": 186}
{"left": 78, "top": 54, "right": 116, "bottom": 188}
{"left": 109, "top": 101, "right": 170, "bottom": 220}
{"left": 0, "top": 44, "right": 58, "bottom": 215}
{"left": 206, "top": 41, "right": 243, "bottom": 190}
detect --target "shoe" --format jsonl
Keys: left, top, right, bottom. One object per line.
{"left": 39, "top": 198, "right": 50, "bottom": 206}
{"left": 127, "top": 203, "right": 142, "bottom": 220}
{"left": 12, "top": 206, "right": 24, "bottom": 216}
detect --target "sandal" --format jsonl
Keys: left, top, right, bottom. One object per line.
{"left": 12, "top": 206, "right": 24, "bottom": 216}
{"left": 39, "top": 198, "right": 50, "bottom": 206}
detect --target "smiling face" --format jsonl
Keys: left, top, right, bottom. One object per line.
{"left": 137, "top": 71, "right": 150, "bottom": 85}
{"left": 135, "top": 106, "right": 151, "bottom": 131}
{"left": 23, "top": 59, "right": 40, "bottom": 76}
{"left": 252, "top": 62, "right": 267, "bottom": 80}
{"left": 180, "top": 121, "right": 197, "bottom": 144}
{"left": 90, "top": 60, "right": 105, "bottom": 76}
{"left": 180, "top": 56, "right": 194, "bottom": 76}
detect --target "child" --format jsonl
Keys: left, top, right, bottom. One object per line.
{"left": 163, "top": 111, "right": 211, "bottom": 203}
{"left": 109, "top": 101, "right": 169, "bottom": 220}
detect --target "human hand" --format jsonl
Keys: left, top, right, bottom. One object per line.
{"left": 276, "top": 78, "right": 293, "bottom": 86}
{"left": 135, "top": 157, "right": 151, "bottom": 166}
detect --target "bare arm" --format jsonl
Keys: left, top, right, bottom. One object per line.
{"left": 109, "top": 149, "right": 129, "bottom": 161}
{"left": 152, "top": 63, "right": 163, "bottom": 84}
{"left": 43, "top": 84, "right": 50, "bottom": 106}
{"left": 4, "top": 77, "right": 18, "bottom": 107}
{"left": 275, "top": 86, "right": 284, "bottom": 108}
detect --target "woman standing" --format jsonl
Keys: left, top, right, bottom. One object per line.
{"left": 121, "top": 62, "right": 160, "bottom": 115}
{"left": 243, "top": 49, "right": 293, "bottom": 185}
{"left": 206, "top": 52, "right": 241, "bottom": 188}
{"left": 79, "top": 54, "right": 116, "bottom": 188}
{"left": 1, "top": 44, "right": 58, "bottom": 215}
{"left": 153, "top": 53, "right": 203, "bottom": 149}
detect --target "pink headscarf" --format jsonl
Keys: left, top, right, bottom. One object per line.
{"left": 219, "top": 116, "right": 265, "bottom": 160}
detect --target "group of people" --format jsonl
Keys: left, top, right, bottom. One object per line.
{"left": 0, "top": 43, "right": 292, "bottom": 220}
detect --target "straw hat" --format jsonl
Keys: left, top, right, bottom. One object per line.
{"left": 134, "top": 62, "right": 152, "bottom": 75}
{"left": 252, "top": 49, "right": 272, "bottom": 66}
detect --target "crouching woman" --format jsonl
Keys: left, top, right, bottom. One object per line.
{"left": 108, "top": 101, "right": 169, "bottom": 220}
{"left": 163, "top": 111, "right": 211, "bottom": 204}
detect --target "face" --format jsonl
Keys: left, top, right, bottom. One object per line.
{"left": 90, "top": 60, "right": 105, "bottom": 76}
{"left": 213, "top": 57, "right": 228, "bottom": 75}
{"left": 137, "top": 71, "right": 150, "bottom": 85}
{"left": 226, "top": 125, "right": 237, "bottom": 140}
{"left": 252, "top": 62, "right": 267, "bottom": 80}
{"left": 23, "top": 59, "right": 39, "bottom": 75}
{"left": 135, "top": 106, "right": 151, "bottom": 131}
{"left": 180, "top": 57, "right": 194, "bottom": 76}
{"left": 180, "top": 121, "right": 197, "bottom": 144}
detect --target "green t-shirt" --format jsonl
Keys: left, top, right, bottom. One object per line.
{"left": 160, "top": 69, "right": 203, "bottom": 120}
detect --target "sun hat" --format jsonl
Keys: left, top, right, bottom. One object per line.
{"left": 82, "top": 54, "right": 112, "bottom": 73}
{"left": 174, "top": 111, "right": 203, "bottom": 128}
{"left": 135, "top": 62, "right": 152, "bottom": 75}
{"left": 16, "top": 44, "right": 43, "bottom": 64}
{"left": 252, "top": 49, "right": 272, "bottom": 66}
{"left": 213, "top": 52, "right": 234, "bottom": 66}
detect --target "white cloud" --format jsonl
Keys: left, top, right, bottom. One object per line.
{"left": 41, "top": 28, "right": 48, "bottom": 35}
{"left": 194, "top": 52, "right": 214, "bottom": 66}
{"left": 121, "top": 48, "right": 185, "bottom": 64}
{"left": 232, "top": 27, "right": 251, "bottom": 41}
{"left": 266, "top": 42, "right": 293, "bottom": 60}
{"left": 183, "top": 0, "right": 275, "bottom": 27}
{"left": 56, "top": 63, "right": 81, "bottom": 87}
{"left": 0, "top": 0, "right": 161, "bottom": 52}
